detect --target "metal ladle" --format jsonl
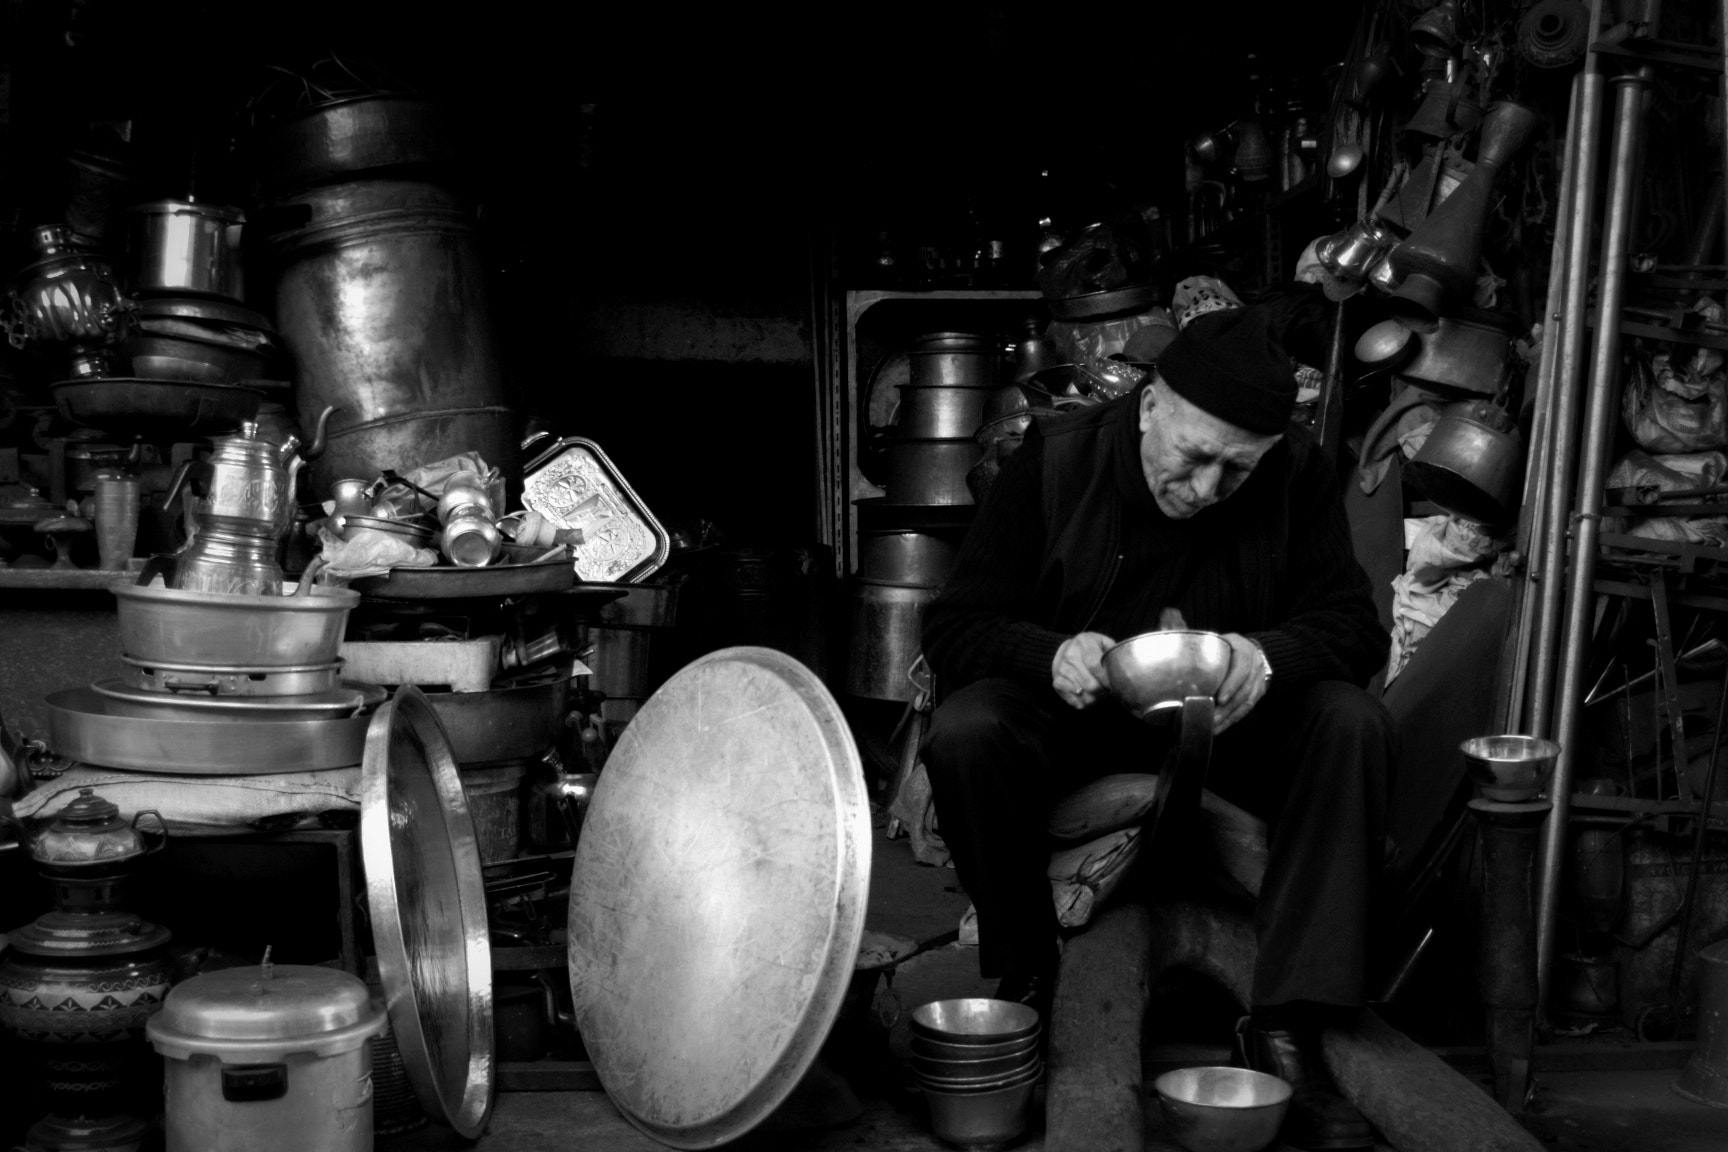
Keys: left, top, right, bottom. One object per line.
{"left": 1328, "top": 143, "right": 1365, "bottom": 179}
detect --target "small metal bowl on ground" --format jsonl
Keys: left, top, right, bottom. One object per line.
{"left": 910, "top": 1030, "right": 1041, "bottom": 1063}
{"left": 911, "top": 1045, "right": 1040, "bottom": 1082}
{"left": 920, "top": 1067, "right": 1041, "bottom": 1149}
{"left": 909, "top": 998, "right": 1041, "bottom": 1045}
{"left": 1460, "top": 734, "right": 1561, "bottom": 802}
{"left": 1153, "top": 1066, "right": 1292, "bottom": 1152}
{"left": 1102, "top": 630, "right": 1233, "bottom": 720}
{"left": 915, "top": 1055, "right": 1042, "bottom": 1095}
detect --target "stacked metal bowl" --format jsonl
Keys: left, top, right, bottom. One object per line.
{"left": 908, "top": 998, "right": 1042, "bottom": 1148}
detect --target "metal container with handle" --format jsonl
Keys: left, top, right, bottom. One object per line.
{"left": 845, "top": 579, "right": 939, "bottom": 701}
{"left": 128, "top": 200, "right": 246, "bottom": 302}
{"left": 148, "top": 961, "right": 386, "bottom": 1152}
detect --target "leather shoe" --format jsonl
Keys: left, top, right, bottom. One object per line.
{"left": 994, "top": 970, "right": 1055, "bottom": 1031}
{"left": 1234, "top": 1017, "right": 1373, "bottom": 1151}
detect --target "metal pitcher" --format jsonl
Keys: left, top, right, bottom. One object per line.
{"left": 167, "top": 405, "right": 336, "bottom": 539}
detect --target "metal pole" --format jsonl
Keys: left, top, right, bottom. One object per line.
{"left": 1535, "top": 68, "right": 1653, "bottom": 1014}
{"left": 1499, "top": 73, "right": 1584, "bottom": 733}
{"left": 1528, "top": 12, "right": 1609, "bottom": 740}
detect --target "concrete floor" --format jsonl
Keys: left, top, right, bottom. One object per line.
{"left": 386, "top": 816, "right": 1728, "bottom": 1152}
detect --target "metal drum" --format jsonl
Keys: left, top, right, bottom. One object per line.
{"left": 908, "top": 332, "right": 998, "bottom": 390}
{"left": 893, "top": 386, "right": 990, "bottom": 440}
{"left": 845, "top": 579, "right": 939, "bottom": 701}
{"left": 262, "top": 179, "right": 517, "bottom": 490}
{"left": 856, "top": 531, "right": 960, "bottom": 586}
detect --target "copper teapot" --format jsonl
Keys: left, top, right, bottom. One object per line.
{"left": 167, "top": 405, "right": 336, "bottom": 540}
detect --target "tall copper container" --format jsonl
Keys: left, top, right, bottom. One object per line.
{"left": 262, "top": 179, "right": 518, "bottom": 489}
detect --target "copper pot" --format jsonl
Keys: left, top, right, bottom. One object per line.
{"left": 1404, "top": 400, "right": 1523, "bottom": 525}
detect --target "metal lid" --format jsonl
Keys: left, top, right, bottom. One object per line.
{"left": 361, "top": 686, "right": 494, "bottom": 1138}
{"left": 157, "top": 962, "right": 373, "bottom": 1041}
{"left": 910, "top": 331, "right": 994, "bottom": 353}
{"left": 127, "top": 199, "right": 244, "bottom": 223}
{"left": 567, "top": 647, "right": 870, "bottom": 1148}
{"left": 33, "top": 788, "right": 146, "bottom": 866}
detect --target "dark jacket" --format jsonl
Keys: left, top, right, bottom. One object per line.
{"left": 921, "top": 390, "right": 1389, "bottom": 694}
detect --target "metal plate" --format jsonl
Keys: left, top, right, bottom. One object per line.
{"left": 521, "top": 437, "right": 671, "bottom": 584}
{"left": 51, "top": 376, "right": 263, "bottom": 433}
{"left": 360, "top": 686, "right": 494, "bottom": 1138}
{"left": 91, "top": 677, "right": 385, "bottom": 719}
{"left": 351, "top": 558, "right": 576, "bottom": 600}
{"left": 45, "top": 686, "right": 370, "bottom": 773}
{"left": 567, "top": 647, "right": 871, "bottom": 1148}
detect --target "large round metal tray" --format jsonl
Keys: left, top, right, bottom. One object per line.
{"left": 351, "top": 558, "right": 575, "bottom": 600}
{"left": 91, "top": 677, "right": 385, "bottom": 719}
{"left": 567, "top": 647, "right": 870, "bottom": 1148}
{"left": 361, "top": 686, "right": 494, "bottom": 1138}
{"left": 1046, "top": 282, "right": 1161, "bottom": 321}
{"left": 52, "top": 376, "right": 264, "bottom": 434}
{"left": 45, "top": 686, "right": 370, "bottom": 773}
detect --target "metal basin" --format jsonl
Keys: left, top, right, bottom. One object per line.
{"left": 1460, "top": 734, "right": 1560, "bottom": 802}
{"left": 1153, "top": 1066, "right": 1292, "bottom": 1152}
{"left": 909, "top": 998, "right": 1040, "bottom": 1045}
{"left": 1101, "top": 630, "right": 1233, "bottom": 719}
{"left": 921, "top": 1074, "right": 1039, "bottom": 1149}
{"left": 911, "top": 1046, "right": 1040, "bottom": 1083}
{"left": 113, "top": 581, "right": 359, "bottom": 668}
{"left": 421, "top": 678, "right": 570, "bottom": 763}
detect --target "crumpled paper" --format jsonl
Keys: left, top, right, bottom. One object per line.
{"left": 316, "top": 525, "right": 438, "bottom": 581}
{"left": 375, "top": 453, "right": 505, "bottom": 518}
{"left": 1387, "top": 515, "right": 1507, "bottom": 683}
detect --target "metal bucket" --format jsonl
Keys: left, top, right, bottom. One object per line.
{"left": 262, "top": 179, "right": 517, "bottom": 489}
{"left": 879, "top": 439, "right": 980, "bottom": 506}
{"left": 459, "top": 761, "right": 527, "bottom": 864}
{"left": 1403, "top": 399, "right": 1523, "bottom": 526}
{"left": 845, "top": 579, "right": 939, "bottom": 702}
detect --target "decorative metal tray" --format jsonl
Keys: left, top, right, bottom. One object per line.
{"left": 567, "top": 647, "right": 870, "bottom": 1147}
{"left": 45, "top": 686, "right": 370, "bottom": 773}
{"left": 361, "top": 686, "right": 494, "bottom": 1139}
{"left": 521, "top": 435, "right": 670, "bottom": 584}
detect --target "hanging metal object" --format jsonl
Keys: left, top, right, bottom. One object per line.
{"left": 1519, "top": 0, "right": 1591, "bottom": 67}
{"left": 1410, "top": 0, "right": 1462, "bottom": 58}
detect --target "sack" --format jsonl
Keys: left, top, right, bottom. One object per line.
{"left": 1622, "top": 349, "right": 1728, "bottom": 453}
{"left": 1048, "top": 826, "right": 1142, "bottom": 929}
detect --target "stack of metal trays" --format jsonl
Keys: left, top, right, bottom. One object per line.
{"left": 46, "top": 581, "right": 382, "bottom": 773}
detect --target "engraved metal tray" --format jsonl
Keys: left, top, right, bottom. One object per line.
{"left": 521, "top": 436, "right": 670, "bottom": 585}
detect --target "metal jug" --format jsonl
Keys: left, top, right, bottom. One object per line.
{"left": 167, "top": 405, "right": 335, "bottom": 540}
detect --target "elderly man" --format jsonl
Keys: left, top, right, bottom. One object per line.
{"left": 920, "top": 305, "right": 1393, "bottom": 1151}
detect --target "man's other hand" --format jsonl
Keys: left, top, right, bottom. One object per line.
{"left": 1052, "top": 631, "right": 1117, "bottom": 710}
{"left": 1215, "top": 632, "right": 1270, "bottom": 733}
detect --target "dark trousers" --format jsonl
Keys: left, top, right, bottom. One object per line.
{"left": 922, "top": 677, "right": 1396, "bottom": 1009}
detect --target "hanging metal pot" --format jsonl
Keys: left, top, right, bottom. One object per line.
{"left": 1403, "top": 399, "right": 1524, "bottom": 525}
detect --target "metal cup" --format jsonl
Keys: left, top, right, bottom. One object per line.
{"left": 441, "top": 505, "right": 501, "bottom": 568}
{"left": 92, "top": 473, "right": 142, "bottom": 571}
{"left": 328, "top": 478, "right": 373, "bottom": 539}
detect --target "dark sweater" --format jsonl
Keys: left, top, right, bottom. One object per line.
{"left": 921, "top": 388, "right": 1389, "bottom": 694}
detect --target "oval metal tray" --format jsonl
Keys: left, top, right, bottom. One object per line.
{"left": 350, "top": 558, "right": 575, "bottom": 600}
{"left": 52, "top": 376, "right": 265, "bottom": 434}
{"left": 361, "top": 686, "right": 494, "bottom": 1138}
{"left": 45, "top": 686, "right": 370, "bottom": 773}
{"left": 92, "top": 678, "right": 384, "bottom": 719}
{"left": 567, "top": 647, "right": 870, "bottom": 1147}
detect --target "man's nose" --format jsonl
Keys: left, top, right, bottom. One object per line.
{"left": 1190, "top": 463, "right": 1223, "bottom": 503}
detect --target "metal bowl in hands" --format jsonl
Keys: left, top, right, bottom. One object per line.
{"left": 1460, "top": 734, "right": 1561, "bottom": 802}
{"left": 909, "top": 998, "right": 1041, "bottom": 1045}
{"left": 1102, "top": 630, "right": 1233, "bottom": 719}
{"left": 1153, "top": 1066, "right": 1293, "bottom": 1152}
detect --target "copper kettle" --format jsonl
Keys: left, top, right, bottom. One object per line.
{"left": 166, "top": 405, "right": 336, "bottom": 539}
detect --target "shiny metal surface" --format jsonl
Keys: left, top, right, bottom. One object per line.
{"left": 921, "top": 1075, "right": 1039, "bottom": 1148}
{"left": 169, "top": 524, "right": 285, "bottom": 596}
{"left": 1400, "top": 314, "right": 1516, "bottom": 395}
{"left": 128, "top": 200, "right": 245, "bottom": 301}
{"left": 127, "top": 333, "right": 265, "bottom": 384}
{"left": 1153, "top": 1066, "right": 1292, "bottom": 1152}
{"left": 421, "top": 678, "right": 569, "bottom": 763}
{"left": 1102, "top": 630, "right": 1233, "bottom": 719}
{"left": 893, "top": 385, "right": 990, "bottom": 439}
{"left": 2, "top": 226, "right": 127, "bottom": 348}
{"left": 1403, "top": 402, "right": 1524, "bottom": 526}
{"left": 567, "top": 647, "right": 870, "bottom": 1148}
{"left": 907, "top": 332, "right": 998, "bottom": 390}
{"left": 856, "top": 531, "right": 959, "bottom": 586}
{"left": 909, "top": 1046, "right": 1039, "bottom": 1082}
{"left": 439, "top": 506, "right": 501, "bottom": 567}
{"left": 909, "top": 1031, "right": 1040, "bottom": 1063}
{"left": 521, "top": 437, "right": 670, "bottom": 584}
{"left": 361, "top": 686, "right": 494, "bottom": 1138}
{"left": 351, "top": 557, "right": 574, "bottom": 599}
{"left": 113, "top": 581, "right": 358, "bottom": 667}
{"left": 845, "top": 579, "right": 939, "bottom": 701}
{"left": 91, "top": 677, "right": 381, "bottom": 720}
{"left": 879, "top": 438, "right": 981, "bottom": 506}
{"left": 152, "top": 963, "right": 378, "bottom": 1046}
{"left": 263, "top": 179, "right": 517, "bottom": 490}
{"left": 251, "top": 95, "right": 460, "bottom": 194}
{"left": 46, "top": 686, "right": 369, "bottom": 773}
{"left": 910, "top": 999, "right": 1041, "bottom": 1043}
{"left": 1461, "top": 735, "right": 1560, "bottom": 803}
{"left": 122, "top": 657, "right": 344, "bottom": 697}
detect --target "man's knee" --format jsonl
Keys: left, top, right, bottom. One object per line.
{"left": 923, "top": 678, "right": 1044, "bottom": 783}
{"left": 1297, "top": 680, "right": 1395, "bottom": 747}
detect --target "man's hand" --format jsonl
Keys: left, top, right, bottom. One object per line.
{"left": 1052, "top": 631, "right": 1117, "bottom": 710}
{"left": 1215, "top": 632, "right": 1270, "bottom": 733}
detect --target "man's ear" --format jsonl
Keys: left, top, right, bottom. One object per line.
{"left": 1138, "top": 381, "right": 1158, "bottom": 433}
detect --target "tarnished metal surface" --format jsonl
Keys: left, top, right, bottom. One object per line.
{"left": 844, "top": 580, "right": 938, "bottom": 702}
{"left": 521, "top": 438, "right": 669, "bottom": 584}
{"left": 567, "top": 647, "right": 871, "bottom": 1148}
{"left": 360, "top": 686, "right": 494, "bottom": 1138}
{"left": 350, "top": 558, "right": 574, "bottom": 600}
{"left": 420, "top": 677, "right": 569, "bottom": 763}
{"left": 46, "top": 686, "right": 369, "bottom": 773}
{"left": 113, "top": 581, "right": 358, "bottom": 667}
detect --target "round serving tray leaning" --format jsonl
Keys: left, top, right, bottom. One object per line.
{"left": 566, "top": 646, "right": 871, "bottom": 1148}
{"left": 360, "top": 686, "right": 494, "bottom": 1139}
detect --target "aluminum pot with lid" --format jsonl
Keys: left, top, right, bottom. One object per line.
{"left": 128, "top": 200, "right": 245, "bottom": 301}
{"left": 908, "top": 332, "right": 999, "bottom": 390}
{"left": 148, "top": 960, "right": 387, "bottom": 1152}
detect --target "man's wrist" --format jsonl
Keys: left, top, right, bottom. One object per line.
{"left": 1250, "top": 639, "right": 1272, "bottom": 686}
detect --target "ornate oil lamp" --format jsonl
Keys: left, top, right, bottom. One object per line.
{"left": 0, "top": 789, "right": 172, "bottom": 1112}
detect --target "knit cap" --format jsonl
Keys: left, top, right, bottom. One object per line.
{"left": 1156, "top": 306, "right": 1296, "bottom": 434}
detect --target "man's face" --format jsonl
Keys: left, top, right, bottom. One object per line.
{"left": 1137, "top": 381, "right": 1282, "bottom": 519}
